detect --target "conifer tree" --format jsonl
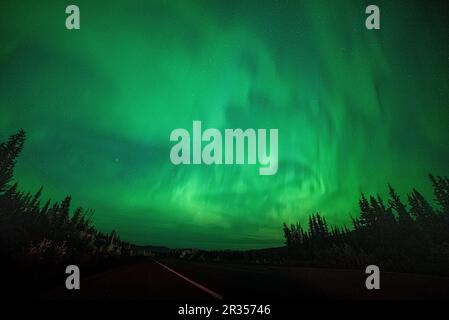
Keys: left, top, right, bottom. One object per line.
{"left": 429, "top": 174, "right": 449, "bottom": 218}
{"left": 388, "top": 184, "right": 413, "bottom": 227}
{"left": 0, "top": 129, "right": 25, "bottom": 193}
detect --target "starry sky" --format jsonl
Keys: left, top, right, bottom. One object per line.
{"left": 0, "top": 0, "right": 448, "bottom": 249}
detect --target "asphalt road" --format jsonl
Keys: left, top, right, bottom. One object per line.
{"left": 41, "top": 259, "right": 449, "bottom": 300}
{"left": 42, "top": 260, "right": 219, "bottom": 300}
{"left": 159, "top": 259, "right": 449, "bottom": 299}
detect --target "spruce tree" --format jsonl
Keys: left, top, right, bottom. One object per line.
{"left": 429, "top": 174, "right": 449, "bottom": 217}
{"left": 388, "top": 184, "right": 414, "bottom": 227}
{"left": 0, "top": 129, "right": 25, "bottom": 193}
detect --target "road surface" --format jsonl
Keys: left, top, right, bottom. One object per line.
{"left": 42, "top": 260, "right": 220, "bottom": 300}
{"left": 41, "top": 259, "right": 449, "bottom": 299}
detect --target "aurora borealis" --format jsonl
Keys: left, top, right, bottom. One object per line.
{"left": 0, "top": 0, "right": 448, "bottom": 249}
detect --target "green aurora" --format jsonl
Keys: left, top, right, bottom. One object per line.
{"left": 0, "top": 0, "right": 448, "bottom": 249}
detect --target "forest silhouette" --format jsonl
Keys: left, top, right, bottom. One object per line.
{"left": 282, "top": 175, "right": 449, "bottom": 274}
{"left": 0, "top": 130, "right": 132, "bottom": 295}
{"left": 1, "top": 129, "right": 449, "bottom": 295}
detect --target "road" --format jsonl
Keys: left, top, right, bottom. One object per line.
{"left": 42, "top": 260, "right": 220, "bottom": 300}
{"left": 41, "top": 259, "right": 449, "bottom": 300}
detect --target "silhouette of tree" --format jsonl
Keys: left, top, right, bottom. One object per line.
{"left": 430, "top": 174, "right": 449, "bottom": 218}
{"left": 388, "top": 184, "right": 413, "bottom": 227}
{"left": 283, "top": 175, "right": 449, "bottom": 274}
{"left": 0, "top": 129, "right": 131, "bottom": 291}
{"left": 357, "top": 193, "right": 374, "bottom": 228}
{"left": 0, "top": 129, "right": 25, "bottom": 193}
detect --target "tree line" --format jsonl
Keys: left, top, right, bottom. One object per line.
{"left": 0, "top": 130, "right": 135, "bottom": 294}
{"left": 2, "top": 128, "right": 448, "bottom": 280}
{"left": 283, "top": 175, "right": 449, "bottom": 274}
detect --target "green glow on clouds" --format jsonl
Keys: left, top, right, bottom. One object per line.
{"left": 0, "top": 0, "right": 448, "bottom": 248}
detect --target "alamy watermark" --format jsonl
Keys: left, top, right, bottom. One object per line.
{"left": 170, "top": 121, "right": 278, "bottom": 175}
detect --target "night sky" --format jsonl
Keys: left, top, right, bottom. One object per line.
{"left": 0, "top": 0, "right": 448, "bottom": 249}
